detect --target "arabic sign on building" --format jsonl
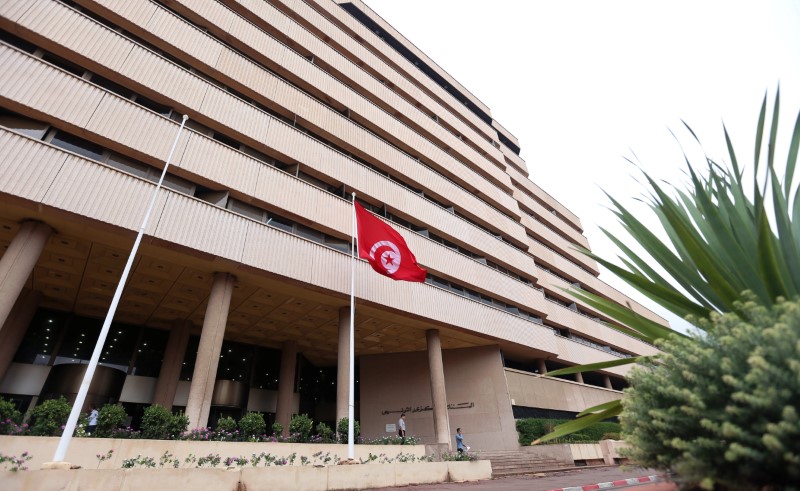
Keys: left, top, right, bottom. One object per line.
{"left": 380, "top": 402, "right": 474, "bottom": 415}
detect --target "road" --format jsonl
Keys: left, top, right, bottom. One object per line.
{"left": 367, "top": 465, "right": 672, "bottom": 491}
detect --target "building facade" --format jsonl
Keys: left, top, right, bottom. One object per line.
{"left": 0, "top": 0, "right": 666, "bottom": 450}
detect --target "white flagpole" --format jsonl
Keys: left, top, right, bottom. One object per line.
{"left": 348, "top": 192, "right": 356, "bottom": 459}
{"left": 52, "top": 115, "right": 189, "bottom": 462}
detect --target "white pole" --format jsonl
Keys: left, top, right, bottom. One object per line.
{"left": 53, "top": 115, "right": 189, "bottom": 462}
{"left": 348, "top": 192, "right": 356, "bottom": 459}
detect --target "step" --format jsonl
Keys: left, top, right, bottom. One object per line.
{"left": 491, "top": 463, "right": 616, "bottom": 478}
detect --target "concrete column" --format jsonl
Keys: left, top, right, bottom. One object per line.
{"left": 335, "top": 306, "right": 350, "bottom": 428}
{"left": 275, "top": 340, "right": 297, "bottom": 436}
{"left": 603, "top": 375, "right": 613, "bottom": 390}
{"left": 185, "top": 273, "right": 234, "bottom": 429}
{"left": 426, "top": 329, "right": 451, "bottom": 450}
{"left": 152, "top": 319, "right": 192, "bottom": 409}
{"left": 0, "top": 289, "right": 41, "bottom": 382}
{"left": 0, "top": 221, "right": 51, "bottom": 334}
{"left": 575, "top": 371, "right": 584, "bottom": 384}
{"left": 536, "top": 359, "right": 547, "bottom": 375}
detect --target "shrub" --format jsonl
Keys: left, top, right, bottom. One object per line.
{"left": 336, "top": 417, "right": 360, "bottom": 444}
{"left": 140, "top": 405, "right": 185, "bottom": 440}
{"left": 216, "top": 416, "right": 237, "bottom": 434}
{"left": 621, "top": 296, "right": 800, "bottom": 489}
{"left": 0, "top": 397, "right": 23, "bottom": 435}
{"left": 271, "top": 422, "right": 283, "bottom": 436}
{"left": 576, "top": 422, "right": 621, "bottom": 441}
{"left": 29, "top": 396, "right": 71, "bottom": 436}
{"left": 96, "top": 404, "right": 128, "bottom": 438}
{"left": 169, "top": 411, "right": 189, "bottom": 438}
{"left": 289, "top": 414, "right": 313, "bottom": 442}
{"left": 238, "top": 412, "right": 266, "bottom": 440}
{"left": 601, "top": 432, "right": 621, "bottom": 440}
{"left": 516, "top": 418, "right": 620, "bottom": 445}
{"left": 0, "top": 397, "right": 22, "bottom": 425}
{"left": 362, "top": 435, "right": 420, "bottom": 445}
{"left": 315, "top": 422, "right": 334, "bottom": 443}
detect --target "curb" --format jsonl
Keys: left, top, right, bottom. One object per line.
{"left": 547, "top": 474, "right": 662, "bottom": 491}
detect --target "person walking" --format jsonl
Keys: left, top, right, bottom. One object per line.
{"left": 87, "top": 405, "right": 99, "bottom": 435}
{"left": 455, "top": 427, "right": 469, "bottom": 454}
{"left": 398, "top": 413, "right": 406, "bottom": 443}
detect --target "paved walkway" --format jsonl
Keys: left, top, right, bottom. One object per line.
{"left": 367, "top": 466, "right": 675, "bottom": 491}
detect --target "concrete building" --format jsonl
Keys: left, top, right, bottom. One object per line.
{"left": 0, "top": 0, "right": 666, "bottom": 450}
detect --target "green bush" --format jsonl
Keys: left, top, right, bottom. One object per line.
{"left": 238, "top": 412, "right": 266, "bottom": 440}
{"left": 169, "top": 411, "right": 189, "bottom": 438}
{"left": 336, "top": 417, "right": 360, "bottom": 444}
{"left": 621, "top": 296, "right": 800, "bottom": 489}
{"left": 601, "top": 432, "right": 621, "bottom": 440}
{"left": 515, "top": 418, "right": 620, "bottom": 445}
{"left": 271, "top": 422, "right": 283, "bottom": 436}
{"left": 95, "top": 404, "right": 128, "bottom": 438}
{"left": 0, "top": 397, "right": 22, "bottom": 425}
{"left": 29, "top": 396, "right": 71, "bottom": 436}
{"left": 0, "top": 397, "right": 22, "bottom": 434}
{"left": 216, "top": 416, "right": 237, "bottom": 435}
{"left": 289, "top": 414, "right": 313, "bottom": 442}
{"left": 315, "top": 422, "right": 334, "bottom": 443}
{"left": 140, "top": 405, "right": 185, "bottom": 440}
{"left": 576, "top": 422, "right": 621, "bottom": 442}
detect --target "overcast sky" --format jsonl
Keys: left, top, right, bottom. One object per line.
{"left": 365, "top": 0, "right": 800, "bottom": 331}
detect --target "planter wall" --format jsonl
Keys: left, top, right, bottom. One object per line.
{"left": 0, "top": 461, "right": 493, "bottom": 491}
{"left": 0, "top": 435, "right": 425, "bottom": 470}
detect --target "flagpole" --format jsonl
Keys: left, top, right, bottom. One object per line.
{"left": 52, "top": 115, "right": 189, "bottom": 463}
{"left": 348, "top": 192, "right": 356, "bottom": 460}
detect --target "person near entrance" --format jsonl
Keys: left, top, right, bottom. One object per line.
{"left": 87, "top": 405, "right": 99, "bottom": 435}
{"left": 455, "top": 427, "right": 469, "bottom": 454}
{"left": 398, "top": 413, "right": 406, "bottom": 442}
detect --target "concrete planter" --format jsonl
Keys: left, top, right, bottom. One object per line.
{"left": 0, "top": 435, "right": 425, "bottom": 470}
{"left": 0, "top": 436, "right": 491, "bottom": 490}
{"left": 0, "top": 461, "right": 492, "bottom": 491}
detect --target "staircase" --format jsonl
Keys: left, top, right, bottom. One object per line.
{"left": 479, "top": 450, "right": 575, "bottom": 477}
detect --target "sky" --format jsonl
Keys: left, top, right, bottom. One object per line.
{"left": 365, "top": 0, "right": 800, "bottom": 332}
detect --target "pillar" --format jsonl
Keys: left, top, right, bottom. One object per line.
{"left": 603, "top": 375, "right": 613, "bottom": 390}
{"left": 0, "top": 221, "right": 51, "bottom": 333}
{"left": 152, "top": 319, "right": 192, "bottom": 409}
{"left": 536, "top": 359, "right": 547, "bottom": 375}
{"left": 426, "top": 329, "right": 451, "bottom": 450}
{"left": 335, "top": 307, "right": 350, "bottom": 428}
{"left": 275, "top": 340, "right": 297, "bottom": 436}
{"left": 185, "top": 273, "right": 234, "bottom": 429}
{"left": 575, "top": 371, "right": 584, "bottom": 384}
{"left": 0, "top": 290, "right": 41, "bottom": 382}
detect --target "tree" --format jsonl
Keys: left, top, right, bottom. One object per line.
{"left": 622, "top": 295, "right": 800, "bottom": 488}
{"left": 535, "top": 90, "right": 800, "bottom": 451}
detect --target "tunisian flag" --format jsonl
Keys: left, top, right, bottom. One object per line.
{"left": 354, "top": 202, "right": 427, "bottom": 282}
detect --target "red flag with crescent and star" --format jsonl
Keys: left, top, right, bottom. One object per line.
{"left": 354, "top": 201, "right": 427, "bottom": 282}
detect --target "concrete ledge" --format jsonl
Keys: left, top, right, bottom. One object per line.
{"left": 446, "top": 460, "right": 492, "bottom": 482}
{"left": 0, "top": 461, "right": 492, "bottom": 490}
{"left": 0, "top": 435, "right": 425, "bottom": 470}
{"left": 395, "top": 462, "right": 448, "bottom": 486}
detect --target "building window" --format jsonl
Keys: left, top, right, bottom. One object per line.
{"left": 0, "top": 110, "right": 49, "bottom": 139}
{"left": 251, "top": 347, "right": 282, "bottom": 390}
{"left": 47, "top": 131, "right": 105, "bottom": 162}
{"left": 98, "top": 322, "right": 138, "bottom": 373}
{"left": 131, "top": 327, "right": 168, "bottom": 377}
{"left": 12, "top": 309, "right": 68, "bottom": 365}
{"left": 216, "top": 341, "right": 253, "bottom": 383}
{"left": 180, "top": 336, "right": 200, "bottom": 381}
{"left": 54, "top": 317, "right": 102, "bottom": 366}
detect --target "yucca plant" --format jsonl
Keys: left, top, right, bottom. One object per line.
{"left": 534, "top": 90, "right": 800, "bottom": 443}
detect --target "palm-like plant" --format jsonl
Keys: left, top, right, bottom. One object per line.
{"left": 534, "top": 90, "right": 800, "bottom": 443}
